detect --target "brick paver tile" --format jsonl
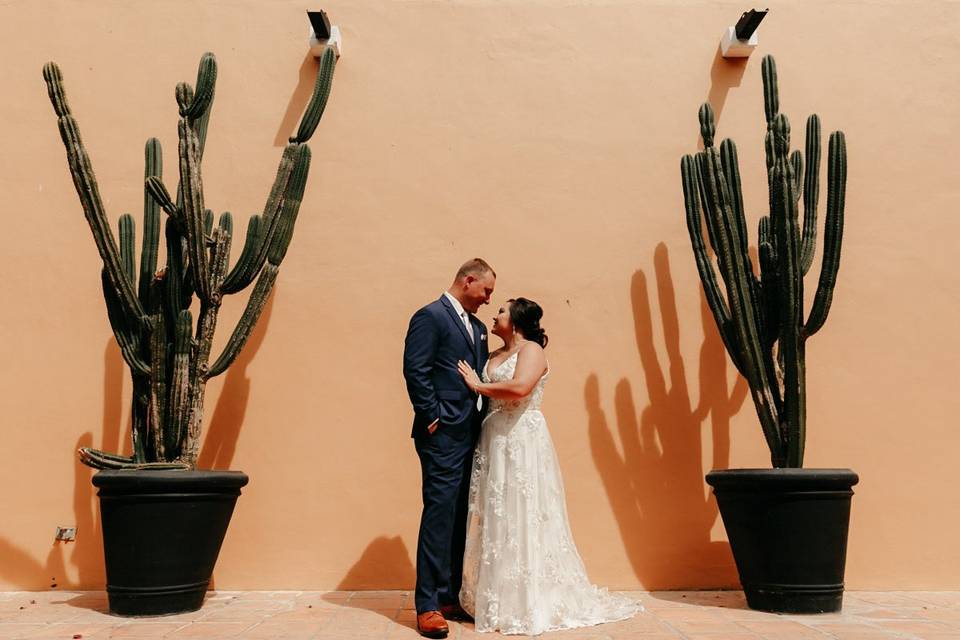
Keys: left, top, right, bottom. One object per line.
{"left": 166, "top": 622, "right": 254, "bottom": 638}
{"left": 817, "top": 633, "right": 901, "bottom": 640}
{"left": 103, "top": 622, "right": 185, "bottom": 637}
{"left": 908, "top": 593, "right": 960, "bottom": 608}
{"left": 666, "top": 618, "right": 758, "bottom": 635}
{"left": 0, "top": 623, "right": 47, "bottom": 639}
{"left": 854, "top": 592, "right": 933, "bottom": 608}
{"left": 653, "top": 607, "right": 728, "bottom": 622}
{"left": 240, "top": 620, "right": 324, "bottom": 639}
{"left": 680, "top": 634, "right": 761, "bottom": 640}
{"left": 870, "top": 618, "right": 956, "bottom": 633}
{"left": 735, "top": 619, "right": 831, "bottom": 638}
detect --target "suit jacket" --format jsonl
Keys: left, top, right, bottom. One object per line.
{"left": 403, "top": 295, "right": 489, "bottom": 440}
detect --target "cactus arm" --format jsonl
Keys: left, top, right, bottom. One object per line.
{"left": 43, "top": 62, "right": 145, "bottom": 323}
{"left": 163, "top": 217, "right": 188, "bottom": 318}
{"left": 221, "top": 49, "right": 334, "bottom": 292}
{"left": 148, "top": 305, "right": 167, "bottom": 462}
{"left": 758, "top": 217, "right": 780, "bottom": 346}
{"left": 800, "top": 115, "right": 822, "bottom": 275}
{"left": 761, "top": 55, "right": 779, "bottom": 124}
{"left": 177, "top": 227, "right": 232, "bottom": 467}
{"left": 78, "top": 447, "right": 189, "bottom": 470}
{"left": 762, "top": 55, "right": 779, "bottom": 189}
{"left": 184, "top": 53, "right": 217, "bottom": 162}
{"left": 223, "top": 215, "right": 262, "bottom": 289}
{"left": 116, "top": 213, "right": 150, "bottom": 459}
{"left": 130, "top": 378, "right": 150, "bottom": 463}
{"left": 770, "top": 114, "right": 805, "bottom": 468}
{"left": 221, "top": 145, "right": 297, "bottom": 293}
{"left": 166, "top": 309, "right": 193, "bottom": 460}
{"left": 139, "top": 139, "right": 163, "bottom": 309}
{"left": 790, "top": 150, "right": 803, "bottom": 202}
{"left": 216, "top": 212, "right": 234, "bottom": 270}
{"left": 695, "top": 114, "right": 784, "bottom": 462}
{"left": 186, "top": 53, "right": 216, "bottom": 122}
{"left": 719, "top": 139, "right": 750, "bottom": 259}
{"left": 101, "top": 269, "right": 150, "bottom": 377}
{"left": 207, "top": 263, "right": 279, "bottom": 379}
{"left": 291, "top": 46, "right": 337, "bottom": 143}
{"left": 119, "top": 214, "right": 136, "bottom": 285}
{"left": 178, "top": 118, "right": 212, "bottom": 303}
{"left": 203, "top": 209, "right": 214, "bottom": 238}
{"left": 805, "top": 131, "right": 846, "bottom": 337}
{"left": 681, "top": 155, "right": 745, "bottom": 377}
{"left": 719, "top": 138, "right": 768, "bottom": 358}
{"left": 267, "top": 145, "right": 311, "bottom": 266}
{"left": 145, "top": 176, "right": 179, "bottom": 217}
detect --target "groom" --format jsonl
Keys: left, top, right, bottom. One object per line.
{"left": 403, "top": 258, "right": 495, "bottom": 639}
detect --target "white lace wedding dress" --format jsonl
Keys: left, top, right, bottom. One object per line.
{"left": 460, "top": 352, "right": 641, "bottom": 635}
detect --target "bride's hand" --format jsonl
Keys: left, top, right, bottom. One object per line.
{"left": 458, "top": 360, "right": 481, "bottom": 392}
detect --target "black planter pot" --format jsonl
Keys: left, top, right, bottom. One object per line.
{"left": 92, "top": 470, "right": 249, "bottom": 616}
{"left": 705, "top": 468, "right": 858, "bottom": 614}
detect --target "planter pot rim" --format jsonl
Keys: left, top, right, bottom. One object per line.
{"left": 93, "top": 469, "right": 249, "bottom": 492}
{"left": 706, "top": 468, "right": 858, "bottom": 490}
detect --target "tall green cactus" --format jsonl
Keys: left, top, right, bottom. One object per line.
{"left": 680, "top": 55, "right": 847, "bottom": 468}
{"left": 43, "top": 47, "right": 338, "bottom": 470}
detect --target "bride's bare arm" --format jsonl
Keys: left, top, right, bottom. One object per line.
{"left": 458, "top": 343, "right": 547, "bottom": 400}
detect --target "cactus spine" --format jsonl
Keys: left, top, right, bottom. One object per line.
{"left": 44, "top": 46, "right": 339, "bottom": 470}
{"left": 680, "top": 55, "right": 847, "bottom": 468}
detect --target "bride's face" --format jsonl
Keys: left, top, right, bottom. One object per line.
{"left": 491, "top": 303, "right": 513, "bottom": 339}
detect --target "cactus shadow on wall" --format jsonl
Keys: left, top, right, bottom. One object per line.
{"left": 585, "top": 242, "right": 748, "bottom": 589}
{"left": 0, "top": 341, "right": 123, "bottom": 591}
{"left": 0, "top": 434, "right": 94, "bottom": 591}
{"left": 198, "top": 284, "right": 278, "bottom": 470}
{"left": 273, "top": 53, "right": 322, "bottom": 147}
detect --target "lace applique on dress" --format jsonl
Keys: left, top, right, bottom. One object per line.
{"left": 460, "top": 352, "right": 642, "bottom": 635}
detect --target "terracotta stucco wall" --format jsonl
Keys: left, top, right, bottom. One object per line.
{"left": 2, "top": 0, "right": 958, "bottom": 591}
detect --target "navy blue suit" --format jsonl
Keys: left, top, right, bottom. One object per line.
{"left": 403, "top": 295, "right": 488, "bottom": 614}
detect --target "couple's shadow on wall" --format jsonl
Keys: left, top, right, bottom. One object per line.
{"left": 585, "top": 243, "right": 747, "bottom": 588}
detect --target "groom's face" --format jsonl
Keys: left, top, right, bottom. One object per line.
{"left": 462, "top": 271, "right": 496, "bottom": 314}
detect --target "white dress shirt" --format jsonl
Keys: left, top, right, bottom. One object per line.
{"left": 444, "top": 291, "right": 474, "bottom": 343}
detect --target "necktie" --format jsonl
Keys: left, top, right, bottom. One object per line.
{"left": 462, "top": 312, "right": 474, "bottom": 343}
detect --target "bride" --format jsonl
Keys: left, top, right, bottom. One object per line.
{"left": 456, "top": 298, "right": 641, "bottom": 635}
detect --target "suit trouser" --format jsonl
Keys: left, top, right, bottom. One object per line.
{"left": 413, "top": 424, "right": 476, "bottom": 614}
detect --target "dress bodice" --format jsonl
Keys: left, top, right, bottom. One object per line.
{"left": 483, "top": 351, "right": 548, "bottom": 415}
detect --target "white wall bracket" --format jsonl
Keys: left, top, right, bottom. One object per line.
{"left": 310, "top": 25, "right": 341, "bottom": 60}
{"left": 720, "top": 25, "right": 758, "bottom": 58}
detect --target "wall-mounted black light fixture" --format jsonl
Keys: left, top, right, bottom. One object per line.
{"left": 735, "top": 9, "right": 767, "bottom": 40}
{"left": 307, "top": 10, "right": 331, "bottom": 40}
{"left": 721, "top": 8, "right": 768, "bottom": 58}
{"left": 308, "top": 9, "right": 341, "bottom": 59}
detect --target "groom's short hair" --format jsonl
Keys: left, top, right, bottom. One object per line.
{"left": 455, "top": 258, "right": 496, "bottom": 281}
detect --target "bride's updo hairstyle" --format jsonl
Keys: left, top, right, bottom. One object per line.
{"left": 508, "top": 298, "right": 548, "bottom": 348}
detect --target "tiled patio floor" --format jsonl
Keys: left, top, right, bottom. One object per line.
{"left": 1, "top": 590, "right": 958, "bottom": 639}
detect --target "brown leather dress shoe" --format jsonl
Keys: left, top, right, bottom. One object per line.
{"left": 439, "top": 603, "right": 474, "bottom": 622}
{"left": 416, "top": 610, "right": 449, "bottom": 639}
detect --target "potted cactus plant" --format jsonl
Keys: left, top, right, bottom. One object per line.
{"left": 42, "top": 47, "right": 337, "bottom": 616}
{"left": 680, "top": 55, "right": 856, "bottom": 613}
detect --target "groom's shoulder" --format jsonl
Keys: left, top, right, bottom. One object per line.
{"left": 411, "top": 297, "right": 446, "bottom": 320}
